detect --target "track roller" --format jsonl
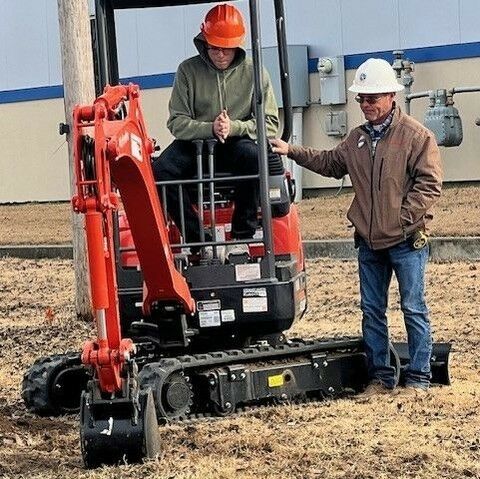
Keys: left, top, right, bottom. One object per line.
{"left": 140, "top": 364, "right": 193, "bottom": 422}
{"left": 80, "top": 383, "right": 160, "bottom": 468}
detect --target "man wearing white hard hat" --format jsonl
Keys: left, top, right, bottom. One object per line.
{"left": 271, "top": 58, "right": 443, "bottom": 397}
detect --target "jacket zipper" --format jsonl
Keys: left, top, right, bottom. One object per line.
{"left": 368, "top": 142, "right": 375, "bottom": 248}
{"left": 378, "top": 157, "right": 384, "bottom": 191}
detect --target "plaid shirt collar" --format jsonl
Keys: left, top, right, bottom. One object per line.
{"left": 363, "top": 104, "right": 396, "bottom": 142}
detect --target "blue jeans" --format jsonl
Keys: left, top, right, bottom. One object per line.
{"left": 358, "top": 237, "right": 432, "bottom": 389}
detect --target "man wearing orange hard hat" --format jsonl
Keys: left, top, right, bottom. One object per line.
{"left": 153, "top": 3, "right": 279, "bottom": 258}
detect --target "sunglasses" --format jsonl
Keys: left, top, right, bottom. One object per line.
{"left": 354, "top": 95, "right": 385, "bottom": 104}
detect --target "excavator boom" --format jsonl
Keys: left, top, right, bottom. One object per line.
{"left": 73, "top": 84, "right": 194, "bottom": 394}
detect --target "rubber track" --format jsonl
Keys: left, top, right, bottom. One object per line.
{"left": 139, "top": 336, "right": 364, "bottom": 424}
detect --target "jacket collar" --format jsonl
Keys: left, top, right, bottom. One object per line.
{"left": 360, "top": 103, "right": 403, "bottom": 137}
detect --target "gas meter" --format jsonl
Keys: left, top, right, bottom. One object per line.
{"left": 424, "top": 89, "right": 463, "bottom": 147}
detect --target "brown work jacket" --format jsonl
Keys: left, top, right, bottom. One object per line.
{"left": 288, "top": 107, "right": 443, "bottom": 250}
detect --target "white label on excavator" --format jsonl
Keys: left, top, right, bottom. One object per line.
{"left": 130, "top": 133, "right": 143, "bottom": 161}
{"left": 199, "top": 310, "right": 221, "bottom": 327}
{"left": 243, "top": 297, "right": 268, "bottom": 313}
{"left": 221, "top": 309, "right": 235, "bottom": 322}
{"left": 215, "top": 225, "right": 226, "bottom": 240}
{"left": 197, "top": 300, "right": 221, "bottom": 311}
{"left": 243, "top": 287, "right": 267, "bottom": 297}
{"left": 235, "top": 263, "right": 261, "bottom": 281}
{"left": 269, "top": 188, "right": 281, "bottom": 200}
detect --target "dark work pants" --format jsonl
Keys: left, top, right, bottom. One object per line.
{"left": 151, "top": 137, "right": 260, "bottom": 243}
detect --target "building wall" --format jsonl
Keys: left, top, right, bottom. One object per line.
{"left": 303, "top": 57, "right": 480, "bottom": 189}
{"left": 1, "top": 0, "right": 480, "bottom": 202}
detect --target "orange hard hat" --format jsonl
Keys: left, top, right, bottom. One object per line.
{"left": 200, "top": 3, "right": 246, "bottom": 48}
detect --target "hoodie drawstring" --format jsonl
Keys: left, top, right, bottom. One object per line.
{"left": 216, "top": 72, "right": 228, "bottom": 112}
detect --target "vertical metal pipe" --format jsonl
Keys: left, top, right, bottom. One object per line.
{"left": 404, "top": 84, "right": 412, "bottom": 115}
{"left": 105, "top": 0, "right": 119, "bottom": 86}
{"left": 249, "top": 0, "right": 275, "bottom": 278}
{"left": 96, "top": 309, "right": 107, "bottom": 341}
{"left": 94, "top": 0, "right": 111, "bottom": 90}
{"left": 206, "top": 139, "right": 217, "bottom": 258}
{"left": 274, "top": 0, "right": 292, "bottom": 142}
{"left": 178, "top": 184, "right": 186, "bottom": 242}
{"left": 161, "top": 186, "right": 168, "bottom": 219}
{"left": 291, "top": 108, "right": 304, "bottom": 202}
{"left": 193, "top": 140, "right": 205, "bottom": 243}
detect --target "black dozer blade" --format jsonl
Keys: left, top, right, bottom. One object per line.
{"left": 80, "top": 386, "right": 160, "bottom": 468}
{"left": 393, "top": 342, "right": 451, "bottom": 386}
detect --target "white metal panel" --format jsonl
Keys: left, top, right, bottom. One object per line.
{"left": 4, "top": 0, "right": 50, "bottom": 89}
{"left": 399, "top": 0, "right": 460, "bottom": 49}
{"left": 0, "top": 0, "right": 7, "bottom": 90}
{"left": 341, "top": 0, "right": 399, "bottom": 55}
{"left": 116, "top": 9, "right": 139, "bottom": 77}
{"left": 284, "top": 0, "right": 343, "bottom": 58}
{"left": 459, "top": 0, "right": 480, "bottom": 43}
{"left": 182, "top": 3, "right": 212, "bottom": 59}
{"left": 258, "top": 0, "right": 276, "bottom": 47}
{"left": 0, "top": 98, "right": 71, "bottom": 202}
{"left": 136, "top": 7, "right": 187, "bottom": 74}
{"left": 46, "top": 0, "right": 62, "bottom": 85}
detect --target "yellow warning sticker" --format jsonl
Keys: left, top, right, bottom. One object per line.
{"left": 268, "top": 374, "right": 284, "bottom": 388}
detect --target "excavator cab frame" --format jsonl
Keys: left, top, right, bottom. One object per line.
{"left": 93, "top": 0, "right": 306, "bottom": 352}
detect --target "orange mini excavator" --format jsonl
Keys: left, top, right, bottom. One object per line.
{"left": 22, "top": 0, "right": 451, "bottom": 468}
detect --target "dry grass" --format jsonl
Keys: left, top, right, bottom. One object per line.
{"left": 1, "top": 184, "right": 479, "bottom": 245}
{"left": 1, "top": 257, "right": 479, "bottom": 478}
{"left": 297, "top": 184, "right": 480, "bottom": 240}
{"left": 0, "top": 203, "right": 72, "bottom": 245}
{"left": 0, "top": 183, "right": 479, "bottom": 477}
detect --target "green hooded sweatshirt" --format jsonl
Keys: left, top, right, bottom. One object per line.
{"left": 167, "top": 33, "right": 279, "bottom": 141}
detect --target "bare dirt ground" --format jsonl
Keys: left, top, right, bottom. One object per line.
{"left": 0, "top": 184, "right": 479, "bottom": 478}
{"left": 0, "top": 257, "right": 479, "bottom": 479}
{"left": 1, "top": 184, "right": 479, "bottom": 245}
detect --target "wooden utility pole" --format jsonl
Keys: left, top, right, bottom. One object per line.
{"left": 57, "top": 0, "right": 95, "bottom": 321}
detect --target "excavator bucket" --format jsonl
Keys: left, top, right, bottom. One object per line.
{"left": 80, "top": 386, "right": 160, "bottom": 468}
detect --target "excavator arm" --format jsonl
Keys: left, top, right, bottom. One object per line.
{"left": 72, "top": 83, "right": 194, "bottom": 395}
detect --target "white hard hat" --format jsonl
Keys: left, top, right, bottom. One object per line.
{"left": 348, "top": 58, "right": 404, "bottom": 94}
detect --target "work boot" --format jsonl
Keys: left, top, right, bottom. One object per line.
{"left": 357, "top": 380, "right": 393, "bottom": 398}
{"left": 397, "top": 385, "right": 429, "bottom": 398}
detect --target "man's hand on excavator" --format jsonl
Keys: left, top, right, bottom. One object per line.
{"left": 213, "top": 109, "right": 230, "bottom": 143}
{"left": 270, "top": 138, "right": 290, "bottom": 156}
